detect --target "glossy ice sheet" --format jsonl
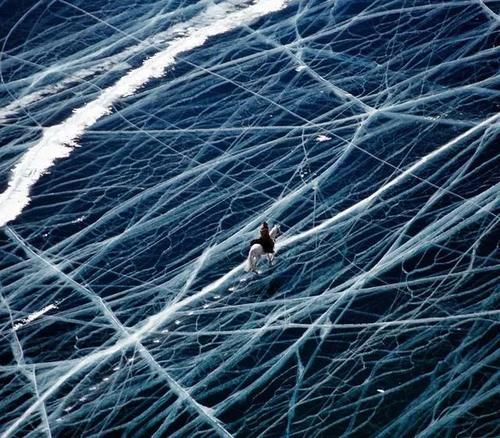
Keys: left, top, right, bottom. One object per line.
{"left": 0, "top": 0, "right": 499, "bottom": 436}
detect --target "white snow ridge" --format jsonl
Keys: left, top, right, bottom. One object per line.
{"left": 13, "top": 303, "right": 59, "bottom": 332}
{"left": 0, "top": 0, "right": 288, "bottom": 228}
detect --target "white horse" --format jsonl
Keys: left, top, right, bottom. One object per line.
{"left": 244, "top": 225, "right": 281, "bottom": 273}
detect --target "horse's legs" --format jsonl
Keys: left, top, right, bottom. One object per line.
{"left": 267, "top": 253, "right": 274, "bottom": 266}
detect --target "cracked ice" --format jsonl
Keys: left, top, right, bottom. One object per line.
{"left": 0, "top": 0, "right": 499, "bottom": 437}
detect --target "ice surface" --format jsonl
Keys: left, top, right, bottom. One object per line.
{"left": 0, "top": 0, "right": 499, "bottom": 437}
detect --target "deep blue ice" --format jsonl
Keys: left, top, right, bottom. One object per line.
{"left": 0, "top": 0, "right": 499, "bottom": 436}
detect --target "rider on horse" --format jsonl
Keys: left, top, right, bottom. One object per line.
{"left": 244, "top": 221, "right": 281, "bottom": 272}
{"left": 250, "top": 222, "right": 275, "bottom": 254}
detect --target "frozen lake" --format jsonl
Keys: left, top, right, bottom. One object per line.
{"left": 0, "top": 0, "right": 499, "bottom": 436}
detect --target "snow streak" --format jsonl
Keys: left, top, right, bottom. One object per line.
{"left": 0, "top": 0, "right": 288, "bottom": 227}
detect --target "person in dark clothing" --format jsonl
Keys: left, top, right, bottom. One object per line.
{"left": 250, "top": 222, "right": 275, "bottom": 254}
{"left": 244, "top": 222, "right": 281, "bottom": 272}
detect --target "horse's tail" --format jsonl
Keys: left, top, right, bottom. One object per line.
{"left": 245, "top": 244, "right": 261, "bottom": 272}
{"left": 244, "top": 257, "right": 252, "bottom": 272}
